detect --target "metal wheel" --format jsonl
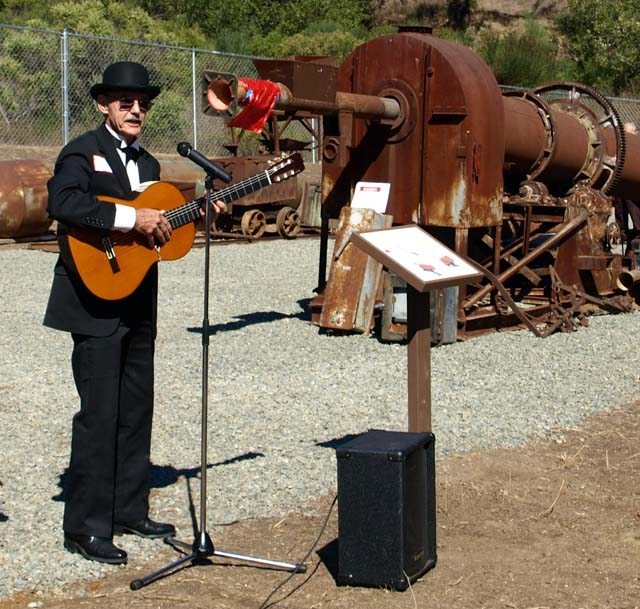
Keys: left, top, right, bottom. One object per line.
{"left": 275, "top": 206, "right": 301, "bottom": 239}
{"left": 240, "top": 209, "right": 266, "bottom": 239}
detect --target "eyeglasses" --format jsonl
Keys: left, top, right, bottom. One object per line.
{"left": 109, "top": 95, "right": 153, "bottom": 112}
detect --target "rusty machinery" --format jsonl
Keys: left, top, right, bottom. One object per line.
{"left": 205, "top": 25, "right": 640, "bottom": 341}
{"left": 160, "top": 153, "right": 304, "bottom": 240}
{"left": 5, "top": 27, "right": 633, "bottom": 340}
{"left": 0, "top": 160, "right": 53, "bottom": 239}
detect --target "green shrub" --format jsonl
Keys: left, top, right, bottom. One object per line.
{"left": 476, "top": 18, "right": 573, "bottom": 87}
{"left": 558, "top": 0, "right": 640, "bottom": 94}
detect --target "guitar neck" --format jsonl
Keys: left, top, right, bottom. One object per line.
{"left": 164, "top": 170, "right": 272, "bottom": 230}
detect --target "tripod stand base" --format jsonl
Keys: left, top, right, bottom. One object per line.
{"left": 129, "top": 534, "right": 306, "bottom": 591}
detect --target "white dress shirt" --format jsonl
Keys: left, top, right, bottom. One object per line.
{"left": 104, "top": 123, "right": 140, "bottom": 231}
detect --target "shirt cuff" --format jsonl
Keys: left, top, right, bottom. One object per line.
{"left": 113, "top": 204, "right": 136, "bottom": 231}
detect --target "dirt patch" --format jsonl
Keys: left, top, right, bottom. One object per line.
{"left": 2, "top": 402, "right": 640, "bottom": 609}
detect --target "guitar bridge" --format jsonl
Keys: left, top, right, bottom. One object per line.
{"left": 101, "top": 236, "right": 121, "bottom": 274}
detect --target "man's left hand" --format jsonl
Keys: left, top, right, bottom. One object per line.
{"left": 200, "top": 200, "right": 226, "bottom": 221}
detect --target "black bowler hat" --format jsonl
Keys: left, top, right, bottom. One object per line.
{"left": 90, "top": 61, "right": 161, "bottom": 100}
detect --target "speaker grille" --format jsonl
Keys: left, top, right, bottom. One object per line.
{"left": 336, "top": 429, "right": 436, "bottom": 589}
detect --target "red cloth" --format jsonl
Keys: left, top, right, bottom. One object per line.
{"left": 227, "top": 78, "right": 281, "bottom": 133}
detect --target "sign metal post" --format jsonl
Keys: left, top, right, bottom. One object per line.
{"left": 350, "top": 225, "right": 482, "bottom": 432}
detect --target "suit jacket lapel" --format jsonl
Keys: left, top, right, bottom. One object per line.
{"left": 96, "top": 124, "right": 132, "bottom": 195}
{"left": 137, "top": 150, "right": 156, "bottom": 183}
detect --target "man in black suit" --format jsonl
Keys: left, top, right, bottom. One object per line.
{"left": 44, "top": 61, "right": 224, "bottom": 564}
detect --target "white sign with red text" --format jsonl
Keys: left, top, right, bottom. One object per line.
{"left": 350, "top": 181, "right": 391, "bottom": 214}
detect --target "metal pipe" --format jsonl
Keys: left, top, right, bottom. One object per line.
{"left": 61, "top": 29, "right": 69, "bottom": 145}
{"left": 207, "top": 77, "right": 401, "bottom": 121}
{"left": 502, "top": 95, "right": 548, "bottom": 177}
{"left": 502, "top": 95, "right": 591, "bottom": 190}
{"left": 616, "top": 269, "right": 640, "bottom": 291}
{"left": 612, "top": 129, "right": 640, "bottom": 199}
{"left": 191, "top": 48, "right": 198, "bottom": 148}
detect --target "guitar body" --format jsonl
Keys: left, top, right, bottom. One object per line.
{"left": 63, "top": 153, "right": 305, "bottom": 301}
{"left": 66, "top": 182, "right": 195, "bottom": 301}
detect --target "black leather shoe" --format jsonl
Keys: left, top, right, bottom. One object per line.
{"left": 114, "top": 518, "right": 176, "bottom": 539}
{"left": 64, "top": 533, "right": 127, "bottom": 564}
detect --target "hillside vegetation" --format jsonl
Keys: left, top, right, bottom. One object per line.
{"left": 368, "top": 0, "right": 567, "bottom": 29}
{"left": 0, "top": 0, "right": 638, "bottom": 95}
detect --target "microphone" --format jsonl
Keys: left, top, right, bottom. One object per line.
{"left": 176, "top": 142, "right": 232, "bottom": 183}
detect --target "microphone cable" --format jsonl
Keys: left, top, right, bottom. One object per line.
{"left": 257, "top": 493, "right": 338, "bottom": 609}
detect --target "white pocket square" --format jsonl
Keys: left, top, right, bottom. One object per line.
{"left": 93, "top": 155, "right": 113, "bottom": 173}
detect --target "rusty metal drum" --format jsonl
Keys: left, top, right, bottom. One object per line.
{"left": 322, "top": 30, "right": 505, "bottom": 229}
{"left": 0, "top": 160, "right": 52, "bottom": 238}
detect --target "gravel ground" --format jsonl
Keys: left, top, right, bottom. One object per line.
{"left": 1, "top": 238, "right": 639, "bottom": 597}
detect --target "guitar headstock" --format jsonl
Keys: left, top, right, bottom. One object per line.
{"left": 267, "top": 153, "right": 305, "bottom": 183}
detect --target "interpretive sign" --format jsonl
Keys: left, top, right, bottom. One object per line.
{"left": 349, "top": 224, "right": 483, "bottom": 433}
{"left": 350, "top": 224, "right": 482, "bottom": 292}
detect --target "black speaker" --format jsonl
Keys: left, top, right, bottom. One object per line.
{"left": 335, "top": 429, "right": 436, "bottom": 590}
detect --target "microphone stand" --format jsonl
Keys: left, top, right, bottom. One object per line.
{"left": 130, "top": 173, "right": 306, "bottom": 591}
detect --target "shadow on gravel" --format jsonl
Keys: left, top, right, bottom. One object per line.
{"left": 188, "top": 298, "right": 313, "bottom": 335}
{"left": 51, "top": 451, "right": 265, "bottom": 502}
{"left": 0, "top": 480, "right": 6, "bottom": 521}
{"left": 316, "top": 433, "right": 361, "bottom": 450}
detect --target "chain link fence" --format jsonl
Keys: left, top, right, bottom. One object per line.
{"left": 2, "top": 23, "right": 640, "bottom": 160}
{"left": 0, "top": 24, "right": 263, "bottom": 157}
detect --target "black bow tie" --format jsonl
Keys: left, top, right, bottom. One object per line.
{"left": 123, "top": 146, "right": 140, "bottom": 164}
{"left": 112, "top": 136, "right": 140, "bottom": 163}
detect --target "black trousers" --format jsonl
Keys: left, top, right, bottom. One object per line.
{"left": 63, "top": 321, "right": 155, "bottom": 538}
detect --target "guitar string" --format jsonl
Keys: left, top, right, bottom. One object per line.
{"left": 100, "top": 156, "right": 299, "bottom": 248}
{"left": 103, "top": 168, "right": 278, "bottom": 248}
{"left": 164, "top": 171, "right": 270, "bottom": 226}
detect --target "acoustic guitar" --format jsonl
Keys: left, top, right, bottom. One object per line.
{"left": 63, "top": 153, "right": 304, "bottom": 301}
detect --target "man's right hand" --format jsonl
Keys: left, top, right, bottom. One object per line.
{"left": 135, "top": 208, "right": 172, "bottom": 247}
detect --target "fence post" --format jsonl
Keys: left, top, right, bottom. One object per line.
{"left": 61, "top": 28, "right": 69, "bottom": 145}
{"left": 192, "top": 48, "right": 198, "bottom": 148}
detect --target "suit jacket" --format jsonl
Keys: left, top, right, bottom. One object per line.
{"left": 43, "top": 124, "right": 162, "bottom": 337}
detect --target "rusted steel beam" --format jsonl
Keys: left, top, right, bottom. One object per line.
{"left": 464, "top": 213, "right": 589, "bottom": 308}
